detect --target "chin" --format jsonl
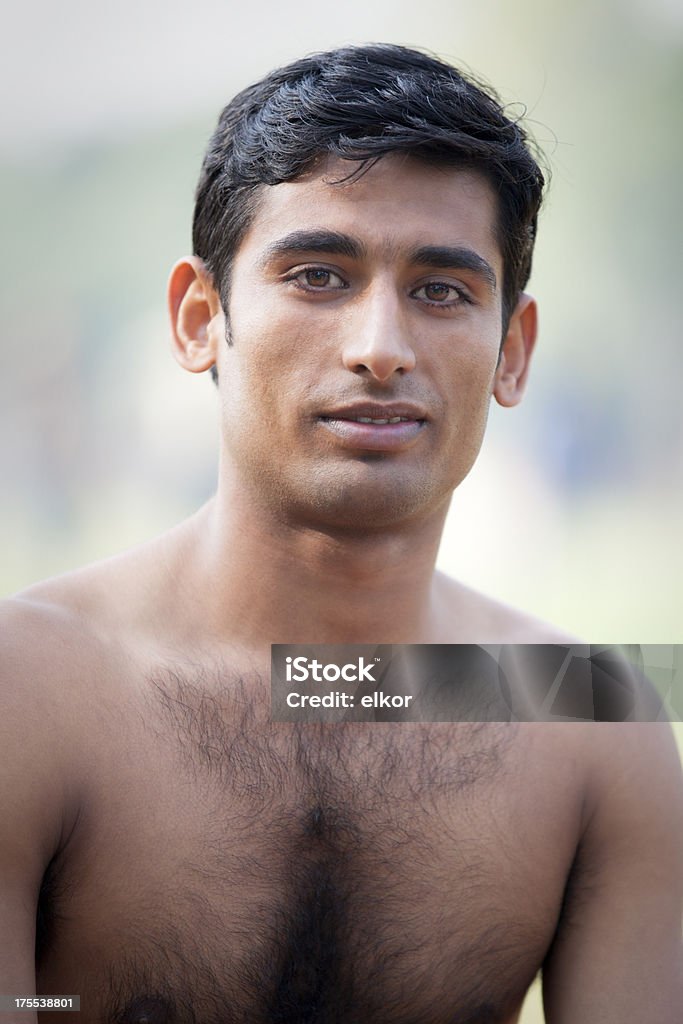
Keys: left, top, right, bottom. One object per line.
{"left": 276, "top": 465, "right": 455, "bottom": 534}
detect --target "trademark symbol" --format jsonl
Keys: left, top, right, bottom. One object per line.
{"left": 375, "top": 657, "right": 381, "bottom": 662}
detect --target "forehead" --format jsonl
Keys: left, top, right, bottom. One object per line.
{"left": 235, "top": 154, "right": 501, "bottom": 272}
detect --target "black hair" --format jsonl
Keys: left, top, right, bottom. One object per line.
{"left": 192, "top": 43, "right": 546, "bottom": 381}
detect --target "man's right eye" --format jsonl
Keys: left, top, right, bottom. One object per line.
{"left": 287, "top": 267, "right": 348, "bottom": 291}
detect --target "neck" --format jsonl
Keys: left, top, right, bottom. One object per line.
{"left": 183, "top": 475, "right": 451, "bottom": 648}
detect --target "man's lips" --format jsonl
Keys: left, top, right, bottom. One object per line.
{"left": 319, "top": 402, "right": 428, "bottom": 422}
{"left": 316, "top": 403, "right": 427, "bottom": 451}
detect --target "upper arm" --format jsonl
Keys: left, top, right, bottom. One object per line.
{"left": 0, "top": 599, "right": 80, "bottom": 1008}
{"left": 542, "top": 723, "right": 683, "bottom": 1022}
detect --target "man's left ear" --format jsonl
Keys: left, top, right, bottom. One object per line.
{"left": 493, "top": 293, "right": 538, "bottom": 408}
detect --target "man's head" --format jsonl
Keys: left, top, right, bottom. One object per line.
{"left": 170, "top": 44, "right": 544, "bottom": 533}
{"left": 192, "top": 42, "right": 545, "bottom": 372}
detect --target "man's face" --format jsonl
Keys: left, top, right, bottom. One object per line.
{"left": 214, "top": 155, "right": 511, "bottom": 531}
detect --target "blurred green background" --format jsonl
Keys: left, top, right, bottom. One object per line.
{"left": 1, "top": 3, "right": 681, "bottom": 1018}
{"left": 1, "top": 0, "right": 681, "bottom": 641}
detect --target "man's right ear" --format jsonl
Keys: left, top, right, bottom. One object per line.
{"left": 167, "top": 256, "right": 224, "bottom": 374}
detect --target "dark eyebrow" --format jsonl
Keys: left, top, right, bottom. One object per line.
{"left": 260, "top": 232, "right": 497, "bottom": 292}
{"left": 411, "top": 245, "right": 497, "bottom": 292}
{"left": 261, "top": 230, "right": 365, "bottom": 264}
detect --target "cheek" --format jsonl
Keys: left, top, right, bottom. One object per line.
{"left": 434, "top": 338, "right": 500, "bottom": 408}
{"left": 220, "top": 315, "right": 318, "bottom": 429}
{"left": 428, "top": 347, "right": 498, "bottom": 461}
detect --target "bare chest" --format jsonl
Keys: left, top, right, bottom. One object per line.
{"left": 37, "top": 668, "right": 582, "bottom": 1023}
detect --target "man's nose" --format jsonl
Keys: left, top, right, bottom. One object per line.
{"left": 341, "top": 285, "right": 417, "bottom": 381}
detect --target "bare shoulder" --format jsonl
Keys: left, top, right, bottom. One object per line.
{"left": 0, "top": 590, "right": 124, "bottom": 987}
{"left": 0, "top": 590, "right": 96, "bottom": 685}
{"left": 0, "top": 562, "right": 153, "bottom": 851}
{"left": 3, "top": 558, "right": 123, "bottom": 678}
{"left": 554, "top": 721, "right": 683, "bottom": 856}
{"left": 584, "top": 718, "right": 683, "bottom": 804}
{"left": 0, "top": 595, "right": 99, "bottom": 905}
{"left": 541, "top": 719, "right": 683, "bottom": 1018}
{"left": 433, "top": 571, "right": 579, "bottom": 643}
{"left": 582, "top": 719, "right": 683, "bottom": 896}
{"left": 9, "top": 517, "right": 193, "bottom": 645}
{"left": 1, "top": 546, "right": 155, "bottom": 725}
{"left": 0, "top": 590, "right": 115, "bottom": 744}
{"left": 12, "top": 546, "right": 154, "bottom": 639}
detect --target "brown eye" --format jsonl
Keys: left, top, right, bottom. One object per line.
{"left": 291, "top": 267, "right": 347, "bottom": 291}
{"left": 305, "top": 269, "right": 332, "bottom": 287}
{"left": 412, "top": 281, "right": 468, "bottom": 306}
{"left": 424, "top": 282, "right": 451, "bottom": 302}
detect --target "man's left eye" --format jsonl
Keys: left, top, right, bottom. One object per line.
{"left": 412, "top": 282, "right": 465, "bottom": 304}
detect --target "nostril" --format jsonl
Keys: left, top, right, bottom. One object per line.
{"left": 345, "top": 352, "right": 416, "bottom": 381}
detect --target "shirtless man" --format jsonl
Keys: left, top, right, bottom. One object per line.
{"left": 2, "top": 43, "right": 681, "bottom": 1023}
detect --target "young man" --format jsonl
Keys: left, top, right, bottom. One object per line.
{"left": 1, "top": 44, "right": 681, "bottom": 1022}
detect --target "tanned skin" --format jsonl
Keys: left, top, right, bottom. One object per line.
{"left": 1, "top": 156, "right": 681, "bottom": 1023}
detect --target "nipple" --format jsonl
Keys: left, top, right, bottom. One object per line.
{"left": 119, "top": 995, "right": 173, "bottom": 1024}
